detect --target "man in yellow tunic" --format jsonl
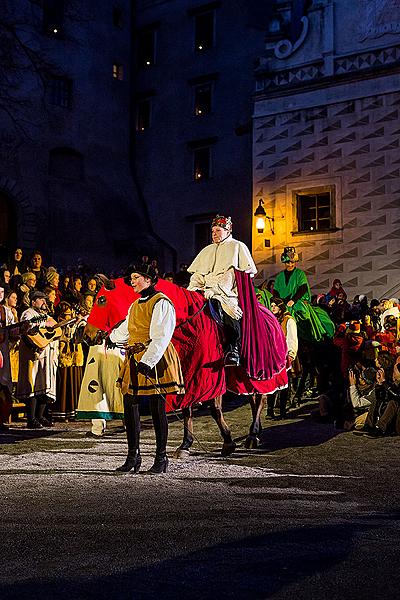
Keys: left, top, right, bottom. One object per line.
{"left": 109, "top": 264, "right": 184, "bottom": 474}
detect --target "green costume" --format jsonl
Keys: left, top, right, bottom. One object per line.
{"left": 274, "top": 268, "right": 334, "bottom": 343}
{"left": 255, "top": 286, "right": 272, "bottom": 310}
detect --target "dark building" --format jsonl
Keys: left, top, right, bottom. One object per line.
{"left": 133, "top": 0, "right": 273, "bottom": 262}
{"left": 0, "top": 1, "right": 167, "bottom": 271}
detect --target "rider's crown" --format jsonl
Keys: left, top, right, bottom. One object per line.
{"left": 211, "top": 215, "right": 232, "bottom": 231}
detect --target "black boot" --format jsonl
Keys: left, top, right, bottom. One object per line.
{"left": 117, "top": 396, "right": 142, "bottom": 472}
{"left": 116, "top": 450, "right": 142, "bottom": 473}
{"left": 147, "top": 453, "right": 168, "bottom": 474}
{"left": 148, "top": 395, "right": 169, "bottom": 474}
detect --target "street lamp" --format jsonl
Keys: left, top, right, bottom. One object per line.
{"left": 254, "top": 198, "right": 274, "bottom": 234}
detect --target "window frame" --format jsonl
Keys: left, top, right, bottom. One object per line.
{"left": 292, "top": 185, "right": 337, "bottom": 235}
{"left": 137, "top": 26, "right": 157, "bottom": 68}
{"left": 193, "top": 81, "right": 213, "bottom": 117}
{"left": 193, "top": 146, "right": 212, "bottom": 182}
{"left": 47, "top": 76, "right": 73, "bottom": 108}
{"left": 193, "top": 9, "right": 216, "bottom": 52}
{"left": 112, "top": 63, "right": 124, "bottom": 80}
{"left": 136, "top": 97, "right": 152, "bottom": 132}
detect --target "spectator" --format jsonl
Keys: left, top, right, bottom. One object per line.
{"left": 326, "top": 278, "right": 347, "bottom": 301}
{"left": 28, "top": 250, "right": 47, "bottom": 290}
{"left": 175, "top": 263, "right": 191, "bottom": 287}
{"left": 45, "top": 268, "right": 62, "bottom": 306}
{"left": 267, "top": 297, "right": 298, "bottom": 419}
{"left": 84, "top": 277, "right": 98, "bottom": 296}
{"left": 163, "top": 272, "right": 175, "bottom": 283}
{"left": 17, "top": 272, "right": 37, "bottom": 313}
{"left": 51, "top": 302, "right": 85, "bottom": 422}
{"left": 367, "top": 354, "right": 400, "bottom": 437}
{"left": 7, "top": 247, "right": 26, "bottom": 277}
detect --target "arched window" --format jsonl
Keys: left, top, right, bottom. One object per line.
{"left": 48, "top": 147, "right": 85, "bottom": 180}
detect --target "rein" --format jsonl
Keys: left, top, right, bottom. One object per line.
{"left": 174, "top": 301, "right": 208, "bottom": 330}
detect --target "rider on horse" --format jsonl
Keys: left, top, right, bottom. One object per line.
{"left": 187, "top": 215, "right": 257, "bottom": 367}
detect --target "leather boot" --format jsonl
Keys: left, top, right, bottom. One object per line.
{"left": 116, "top": 450, "right": 142, "bottom": 473}
{"left": 147, "top": 453, "right": 168, "bottom": 474}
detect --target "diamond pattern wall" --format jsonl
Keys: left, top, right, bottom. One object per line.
{"left": 253, "top": 91, "right": 400, "bottom": 298}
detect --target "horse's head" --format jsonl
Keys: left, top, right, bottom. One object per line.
{"left": 83, "top": 277, "right": 138, "bottom": 344}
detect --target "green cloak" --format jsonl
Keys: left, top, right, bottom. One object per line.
{"left": 274, "top": 268, "right": 334, "bottom": 342}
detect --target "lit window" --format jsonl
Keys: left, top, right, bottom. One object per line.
{"left": 194, "top": 11, "right": 215, "bottom": 51}
{"left": 137, "top": 99, "right": 151, "bottom": 131}
{"left": 43, "top": 0, "right": 64, "bottom": 37}
{"left": 194, "top": 147, "right": 211, "bottom": 181}
{"left": 47, "top": 77, "right": 72, "bottom": 108}
{"left": 194, "top": 83, "right": 212, "bottom": 116}
{"left": 138, "top": 28, "right": 156, "bottom": 67}
{"left": 112, "top": 64, "right": 124, "bottom": 80}
{"left": 296, "top": 189, "right": 334, "bottom": 233}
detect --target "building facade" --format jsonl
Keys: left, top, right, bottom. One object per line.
{"left": 133, "top": 0, "right": 273, "bottom": 263}
{"left": 253, "top": 0, "right": 400, "bottom": 300}
{"left": 0, "top": 1, "right": 163, "bottom": 271}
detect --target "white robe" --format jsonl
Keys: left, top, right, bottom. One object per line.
{"left": 187, "top": 235, "right": 257, "bottom": 319}
{"left": 16, "top": 308, "right": 59, "bottom": 401}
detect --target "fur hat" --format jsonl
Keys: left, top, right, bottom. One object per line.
{"left": 211, "top": 215, "right": 232, "bottom": 231}
{"left": 281, "top": 247, "right": 299, "bottom": 263}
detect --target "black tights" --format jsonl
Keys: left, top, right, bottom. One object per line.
{"left": 123, "top": 394, "right": 168, "bottom": 457}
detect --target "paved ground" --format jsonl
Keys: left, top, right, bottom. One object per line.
{"left": 0, "top": 398, "right": 399, "bottom": 599}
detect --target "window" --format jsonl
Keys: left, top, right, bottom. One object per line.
{"left": 43, "top": 0, "right": 64, "bottom": 37}
{"left": 138, "top": 28, "right": 157, "bottom": 67}
{"left": 194, "top": 11, "right": 215, "bottom": 51}
{"left": 136, "top": 99, "right": 151, "bottom": 131}
{"left": 113, "top": 7, "right": 123, "bottom": 28}
{"left": 194, "top": 147, "right": 211, "bottom": 181}
{"left": 112, "top": 64, "right": 124, "bottom": 80}
{"left": 47, "top": 77, "right": 72, "bottom": 108}
{"left": 49, "top": 148, "right": 84, "bottom": 180}
{"left": 295, "top": 187, "right": 335, "bottom": 233}
{"left": 194, "top": 83, "right": 212, "bottom": 116}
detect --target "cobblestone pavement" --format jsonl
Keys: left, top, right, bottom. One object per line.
{"left": 0, "top": 399, "right": 399, "bottom": 599}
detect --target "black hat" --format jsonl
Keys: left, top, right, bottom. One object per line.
{"left": 124, "top": 263, "right": 158, "bottom": 285}
{"left": 30, "top": 290, "right": 47, "bottom": 303}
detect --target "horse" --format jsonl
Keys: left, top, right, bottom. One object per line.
{"left": 83, "top": 275, "right": 289, "bottom": 456}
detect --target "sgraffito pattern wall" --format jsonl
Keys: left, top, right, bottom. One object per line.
{"left": 253, "top": 89, "right": 400, "bottom": 299}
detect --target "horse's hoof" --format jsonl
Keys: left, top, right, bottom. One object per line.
{"left": 244, "top": 435, "right": 259, "bottom": 449}
{"left": 173, "top": 448, "right": 190, "bottom": 460}
{"left": 221, "top": 441, "right": 236, "bottom": 457}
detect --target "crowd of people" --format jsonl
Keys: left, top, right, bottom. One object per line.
{"left": 0, "top": 242, "right": 399, "bottom": 445}
{"left": 258, "top": 273, "right": 400, "bottom": 436}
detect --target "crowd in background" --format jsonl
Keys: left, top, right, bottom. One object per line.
{"left": 1, "top": 247, "right": 399, "bottom": 439}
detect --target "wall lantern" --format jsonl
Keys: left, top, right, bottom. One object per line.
{"left": 254, "top": 198, "right": 274, "bottom": 234}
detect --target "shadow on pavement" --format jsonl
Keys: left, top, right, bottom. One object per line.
{"left": 258, "top": 417, "right": 342, "bottom": 452}
{"left": 1, "top": 513, "right": 399, "bottom": 599}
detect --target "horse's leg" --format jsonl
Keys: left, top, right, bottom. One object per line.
{"left": 245, "top": 394, "right": 266, "bottom": 449}
{"left": 173, "top": 407, "right": 194, "bottom": 459}
{"left": 209, "top": 396, "right": 236, "bottom": 456}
